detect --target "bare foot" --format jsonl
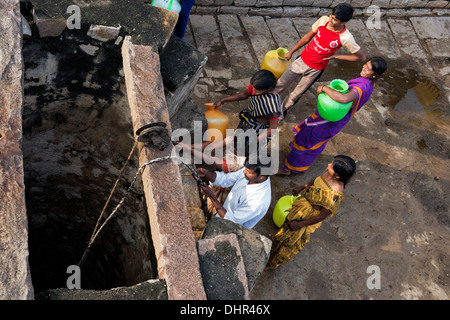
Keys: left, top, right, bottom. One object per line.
{"left": 276, "top": 167, "right": 291, "bottom": 176}
{"left": 264, "top": 264, "right": 275, "bottom": 271}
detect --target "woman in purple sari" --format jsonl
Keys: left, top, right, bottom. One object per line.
{"left": 278, "top": 57, "right": 387, "bottom": 175}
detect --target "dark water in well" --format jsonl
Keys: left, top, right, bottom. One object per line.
{"left": 21, "top": 30, "right": 157, "bottom": 293}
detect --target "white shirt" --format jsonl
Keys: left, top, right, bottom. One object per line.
{"left": 212, "top": 168, "right": 271, "bottom": 229}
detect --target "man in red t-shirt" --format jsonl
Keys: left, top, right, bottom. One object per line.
{"left": 276, "top": 3, "right": 366, "bottom": 119}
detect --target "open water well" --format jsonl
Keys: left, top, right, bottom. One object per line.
{"left": 21, "top": 5, "right": 157, "bottom": 292}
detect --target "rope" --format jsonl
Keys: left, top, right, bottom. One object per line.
{"left": 77, "top": 153, "right": 202, "bottom": 268}
{"left": 89, "top": 141, "right": 137, "bottom": 242}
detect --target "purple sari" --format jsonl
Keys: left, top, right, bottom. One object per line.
{"left": 284, "top": 77, "right": 374, "bottom": 173}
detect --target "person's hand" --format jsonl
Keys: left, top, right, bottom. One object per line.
{"left": 199, "top": 184, "right": 215, "bottom": 198}
{"left": 214, "top": 99, "right": 223, "bottom": 107}
{"left": 284, "top": 51, "right": 293, "bottom": 60}
{"left": 317, "top": 85, "right": 326, "bottom": 95}
{"left": 288, "top": 220, "right": 303, "bottom": 231}
{"left": 195, "top": 168, "right": 209, "bottom": 178}
{"left": 292, "top": 184, "right": 307, "bottom": 196}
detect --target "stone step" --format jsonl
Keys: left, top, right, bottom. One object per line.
{"left": 240, "top": 15, "right": 277, "bottom": 66}
{"left": 388, "top": 19, "right": 428, "bottom": 60}
{"left": 201, "top": 217, "right": 272, "bottom": 294}
{"left": 187, "top": 14, "right": 437, "bottom": 88}
{"left": 190, "top": 14, "right": 232, "bottom": 79}
{"left": 218, "top": 14, "right": 257, "bottom": 80}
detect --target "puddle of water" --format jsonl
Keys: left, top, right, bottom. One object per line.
{"left": 375, "top": 64, "right": 448, "bottom": 121}
{"left": 394, "top": 79, "right": 444, "bottom": 118}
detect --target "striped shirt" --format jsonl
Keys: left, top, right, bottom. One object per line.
{"left": 246, "top": 92, "right": 281, "bottom": 119}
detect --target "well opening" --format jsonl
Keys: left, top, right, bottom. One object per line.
{"left": 21, "top": 5, "right": 157, "bottom": 293}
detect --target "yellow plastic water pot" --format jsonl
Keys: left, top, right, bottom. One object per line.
{"left": 317, "top": 79, "right": 353, "bottom": 122}
{"left": 273, "top": 194, "right": 301, "bottom": 228}
{"left": 204, "top": 103, "right": 229, "bottom": 142}
{"left": 261, "top": 48, "right": 291, "bottom": 80}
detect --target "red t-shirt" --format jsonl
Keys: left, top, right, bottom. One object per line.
{"left": 301, "top": 16, "right": 360, "bottom": 70}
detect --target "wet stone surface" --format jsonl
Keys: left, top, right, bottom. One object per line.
{"left": 186, "top": 14, "right": 450, "bottom": 300}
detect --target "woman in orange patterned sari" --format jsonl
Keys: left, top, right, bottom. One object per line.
{"left": 266, "top": 155, "right": 356, "bottom": 269}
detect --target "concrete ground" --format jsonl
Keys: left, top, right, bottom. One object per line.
{"left": 185, "top": 13, "right": 450, "bottom": 300}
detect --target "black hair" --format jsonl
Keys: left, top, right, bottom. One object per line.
{"left": 332, "top": 155, "right": 356, "bottom": 187}
{"left": 244, "top": 153, "right": 272, "bottom": 177}
{"left": 250, "top": 69, "right": 277, "bottom": 91}
{"left": 332, "top": 3, "right": 354, "bottom": 23}
{"left": 368, "top": 56, "right": 388, "bottom": 77}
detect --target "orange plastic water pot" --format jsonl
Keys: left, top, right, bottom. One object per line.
{"left": 204, "top": 103, "right": 229, "bottom": 142}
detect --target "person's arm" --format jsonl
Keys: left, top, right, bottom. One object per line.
{"left": 317, "top": 84, "right": 358, "bottom": 104}
{"left": 195, "top": 167, "right": 217, "bottom": 183}
{"left": 199, "top": 184, "right": 227, "bottom": 218}
{"left": 323, "top": 48, "right": 366, "bottom": 62}
{"left": 257, "top": 117, "right": 279, "bottom": 143}
{"left": 284, "top": 29, "right": 316, "bottom": 60}
{"left": 288, "top": 207, "right": 331, "bottom": 230}
{"left": 292, "top": 179, "right": 315, "bottom": 196}
{"left": 215, "top": 90, "right": 251, "bottom": 106}
{"left": 184, "top": 143, "right": 225, "bottom": 170}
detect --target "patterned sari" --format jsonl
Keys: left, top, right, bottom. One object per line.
{"left": 267, "top": 176, "right": 343, "bottom": 269}
{"left": 284, "top": 77, "right": 374, "bottom": 173}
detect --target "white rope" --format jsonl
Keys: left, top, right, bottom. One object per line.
{"left": 78, "top": 155, "right": 199, "bottom": 268}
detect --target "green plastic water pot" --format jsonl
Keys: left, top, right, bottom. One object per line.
{"left": 273, "top": 195, "right": 301, "bottom": 228}
{"left": 317, "top": 79, "right": 353, "bottom": 122}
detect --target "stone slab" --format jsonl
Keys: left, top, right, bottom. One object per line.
{"left": 345, "top": 19, "right": 378, "bottom": 56}
{"left": 122, "top": 37, "right": 206, "bottom": 300}
{"left": 0, "top": 0, "right": 34, "bottom": 300}
{"left": 197, "top": 233, "right": 250, "bottom": 300}
{"left": 32, "top": 9, "right": 67, "bottom": 37}
{"left": 240, "top": 15, "right": 277, "bottom": 66}
{"left": 31, "top": 0, "right": 178, "bottom": 50}
{"left": 425, "top": 38, "right": 450, "bottom": 57}
{"left": 218, "top": 14, "right": 258, "bottom": 80}
{"left": 35, "top": 279, "right": 168, "bottom": 300}
{"left": 410, "top": 16, "right": 450, "bottom": 39}
{"left": 160, "top": 35, "right": 207, "bottom": 117}
{"left": 387, "top": 19, "right": 427, "bottom": 59}
{"left": 202, "top": 217, "right": 272, "bottom": 292}
{"left": 87, "top": 25, "right": 121, "bottom": 42}
{"left": 291, "top": 17, "right": 318, "bottom": 56}
{"left": 366, "top": 20, "right": 402, "bottom": 59}
{"left": 266, "top": 17, "right": 301, "bottom": 53}
{"left": 190, "top": 14, "right": 232, "bottom": 79}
